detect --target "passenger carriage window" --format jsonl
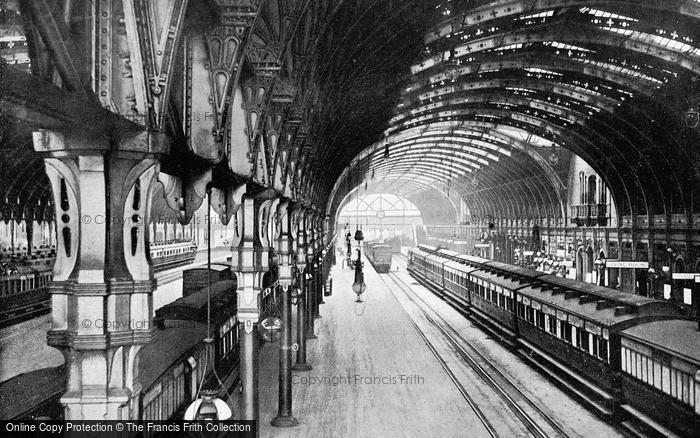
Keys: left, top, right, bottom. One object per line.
{"left": 537, "top": 312, "right": 546, "bottom": 330}
{"left": 653, "top": 360, "right": 662, "bottom": 390}
{"left": 599, "top": 338, "right": 608, "bottom": 361}
{"left": 636, "top": 352, "right": 643, "bottom": 381}
{"left": 627, "top": 350, "right": 635, "bottom": 377}
{"left": 646, "top": 357, "right": 653, "bottom": 385}
{"left": 688, "top": 375, "right": 695, "bottom": 407}
{"left": 563, "top": 322, "right": 572, "bottom": 344}
{"left": 670, "top": 369, "right": 678, "bottom": 398}
{"left": 579, "top": 329, "right": 589, "bottom": 351}
{"left": 661, "top": 364, "right": 671, "bottom": 393}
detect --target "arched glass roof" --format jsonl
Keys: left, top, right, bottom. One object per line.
{"left": 328, "top": 1, "right": 700, "bottom": 224}
{"left": 339, "top": 193, "right": 422, "bottom": 218}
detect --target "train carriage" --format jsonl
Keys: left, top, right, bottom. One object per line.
{"left": 182, "top": 263, "right": 232, "bottom": 297}
{"left": 144, "top": 279, "right": 240, "bottom": 420}
{"left": 512, "top": 274, "right": 682, "bottom": 415}
{"left": 424, "top": 254, "right": 445, "bottom": 285}
{"left": 155, "top": 280, "right": 239, "bottom": 374}
{"left": 442, "top": 260, "right": 473, "bottom": 305}
{"left": 366, "top": 243, "right": 393, "bottom": 273}
{"left": 4, "top": 279, "right": 241, "bottom": 421}
{"left": 617, "top": 320, "right": 700, "bottom": 437}
{"left": 407, "top": 245, "right": 694, "bottom": 436}
{"left": 0, "top": 265, "right": 53, "bottom": 328}
{"left": 1, "top": 240, "right": 199, "bottom": 328}
{"left": 466, "top": 269, "right": 525, "bottom": 337}
{"left": 150, "top": 240, "right": 198, "bottom": 272}
{"left": 139, "top": 321, "right": 211, "bottom": 421}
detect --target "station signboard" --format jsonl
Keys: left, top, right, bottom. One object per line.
{"left": 605, "top": 260, "right": 649, "bottom": 269}
{"left": 672, "top": 273, "right": 700, "bottom": 280}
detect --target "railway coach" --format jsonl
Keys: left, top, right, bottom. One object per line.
{"left": 364, "top": 241, "right": 393, "bottom": 273}
{"left": 407, "top": 246, "right": 694, "bottom": 437}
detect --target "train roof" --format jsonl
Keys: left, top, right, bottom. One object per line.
{"left": 455, "top": 254, "right": 490, "bottom": 265}
{"left": 417, "top": 244, "right": 437, "bottom": 253}
{"left": 621, "top": 319, "right": 700, "bottom": 366}
{"left": 516, "top": 280, "right": 682, "bottom": 328}
{"left": 444, "top": 260, "right": 482, "bottom": 274}
{"left": 184, "top": 263, "right": 230, "bottom": 273}
{"left": 437, "top": 249, "right": 460, "bottom": 258}
{"left": 538, "top": 275, "right": 667, "bottom": 308}
{"left": 468, "top": 268, "right": 534, "bottom": 291}
{"left": 151, "top": 240, "right": 195, "bottom": 247}
{"left": 425, "top": 254, "right": 445, "bottom": 264}
{"left": 0, "top": 365, "right": 65, "bottom": 419}
{"left": 139, "top": 322, "right": 208, "bottom": 389}
{"left": 484, "top": 261, "right": 545, "bottom": 280}
{"left": 369, "top": 243, "right": 392, "bottom": 248}
{"left": 155, "top": 280, "right": 237, "bottom": 324}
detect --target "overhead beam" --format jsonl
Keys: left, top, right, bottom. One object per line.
{"left": 1, "top": 63, "right": 141, "bottom": 134}
{"left": 23, "top": 0, "right": 85, "bottom": 94}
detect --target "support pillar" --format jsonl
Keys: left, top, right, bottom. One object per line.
{"left": 33, "top": 129, "right": 167, "bottom": 420}
{"left": 292, "top": 207, "right": 312, "bottom": 371}
{"left": 305, "top": 218, "right": 318, "bottom": 337}
{"left": 271, "top": 200, "right": 298, "bottom": 427}
{"left": 313, "top": 233, "right": 323, "bottom": 316}
{"left": 231, "top": 195, "right": 274, "bottom": 424}
{"left": 305, "top": 264, "right": 318, "bottom": 333}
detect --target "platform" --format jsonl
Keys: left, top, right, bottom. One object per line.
{"left": 257, "top": 257, "right": 482, "bottom": 438}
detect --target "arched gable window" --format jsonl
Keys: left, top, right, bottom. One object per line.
{"left": 588, "top": 175, "right": 597, "bottom": 205}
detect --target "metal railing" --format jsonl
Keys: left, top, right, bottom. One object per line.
{"left": 570, "top": 204, "right": 608, "bottom": 226}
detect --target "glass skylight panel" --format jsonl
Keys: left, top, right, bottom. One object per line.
{"left": 602, "top": 27, "right": 700, "bottom": 56}
{"left": 546, "top": 41, "right": 594, "bottom": 53}
{"left": 524, "top": 67, "right": 563, "bottom": 76}
{"left": 575, "top": 58, "right": 663, "bottom": 84}
{"left": 391, "top": 147, "right": 488, "bottom": 167}
{"left": 518, "top": 11, "right": 554, "bottom": 20}
{"left": 476, "top": 114, "right": 501, "bottom": 120}
{"left": 505, "top": 86, "right": 536, "bottom": 95}
{"left": 580, "top": 8, "right": 638, "bottom": 22}
{"left": 494, "top": 43, "right": 524, "bottom": 51}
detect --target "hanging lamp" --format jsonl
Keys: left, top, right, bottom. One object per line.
{"left": 183, "top": 185, "right": 233, "bottom": 421}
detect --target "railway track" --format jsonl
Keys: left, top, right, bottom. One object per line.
{"left": 0, "top": 300, "right": 51, "bottom": 329}
{"left": 382, "top": 256, "right": 571, "bottom": 438}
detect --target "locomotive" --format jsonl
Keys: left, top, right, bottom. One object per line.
{"left": 408, "top": 245, "right": 699, "bottom": 438}
{"left": 363, "top": 241, "right": 393, "bottom": 273}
